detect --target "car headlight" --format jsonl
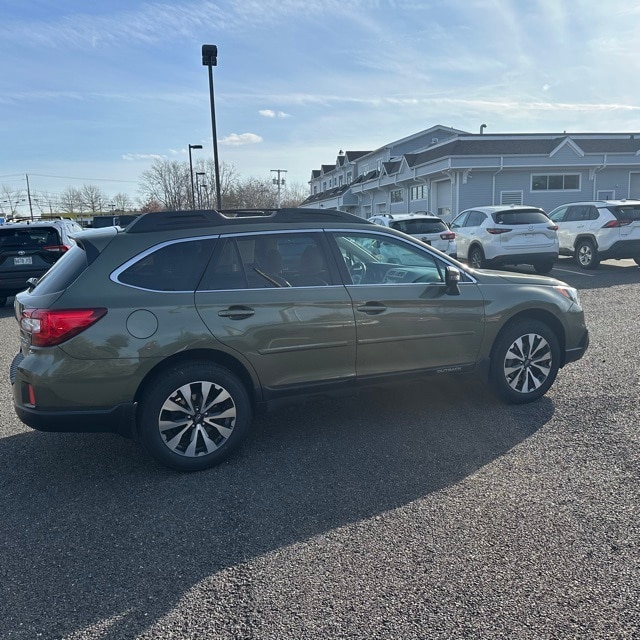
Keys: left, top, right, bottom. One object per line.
{"left": 555, "top": 286, "right": 580, "bottom": 306}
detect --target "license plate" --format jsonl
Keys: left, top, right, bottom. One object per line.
{"left": 14, "top": 257, "right": 32, "bottom": 265}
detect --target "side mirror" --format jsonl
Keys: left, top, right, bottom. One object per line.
{"left": 26, "top": 277, "right": 39, "bottom": 292}
{"left": 445, "top": 266, "right": 461, "bottom": 295}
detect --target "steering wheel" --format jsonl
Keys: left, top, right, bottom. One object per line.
{"left": 349, "top": 261, "right": 367, "bottom": 284}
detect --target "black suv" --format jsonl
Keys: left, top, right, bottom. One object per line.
{"left": 10, "top": 209, "right": 589, "bottom": 471}
{"left": 0, "top": 219, "right": 82, "bottom": 306}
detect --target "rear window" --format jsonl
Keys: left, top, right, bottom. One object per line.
{"left": 608, "top": 205, "right": 640, "bottom": 221}
{"left": 392, "top": 219, "right": 447, "bottom": 234}
{"left": 0, "top": 226, "right": 61, "bottom": 247}
{"left": 494, "top": 209, "right": 549, "bottom": 225}
{"left": 30, "top": 244, "right": 89, "bottom": 295}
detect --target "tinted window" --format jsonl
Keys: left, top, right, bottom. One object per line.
{"left": 31, "top": 245, "right": 89, "bottom": 295}
{"left": 466, "top": 211, "right": 485, "bottom": 227}
{"left": 200, "top": 233, "right": 332, "bottom": 290}
{"left": 549, "top": 207, "right": 568, "bottom": 222}
{"left": 0, "top": 226, "right": 61, "bottom": 247}
{"left": 118, "top": 238, "right": 216, "bottom": 291}
{"left": 609, "top": 205, "right": 640, "bottom": 221}
{"left": 494, "top": 209, "right": 549, "bottom": 225}
{"left": 393, "top": 219, "right": 447, "bottom": 234}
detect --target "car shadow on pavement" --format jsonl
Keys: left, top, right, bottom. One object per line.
{"left": 0, "top": 376, "right": 554, "bottom": 639}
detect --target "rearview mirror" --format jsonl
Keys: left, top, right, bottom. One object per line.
{"left": 445, "top": 266, "right": 461, "bottom": 295}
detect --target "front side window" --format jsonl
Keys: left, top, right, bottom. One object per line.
{"left": 117, "top": 238, "right": 216, "bottom": 291}
{"left": 549, "top": 206, "right": 568, "bottom": 222}
{"left": 465, "top": 211, "right": 486, "bottom": 227}
{"left": 333, "top": 232, "right": 444, "bottom": 285}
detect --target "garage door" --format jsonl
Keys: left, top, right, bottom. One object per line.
{"left": 433, "top": 180, "right": 452, "bottom": 222}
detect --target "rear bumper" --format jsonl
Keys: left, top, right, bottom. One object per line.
{"left": 490, "top": 251, "right": 558, "bottom": 266}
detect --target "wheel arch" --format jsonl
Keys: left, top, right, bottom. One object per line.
{"left": 133, "top": 348, "right": 261, "bottom": 410}
{"left": 491, "top": 309, "right": 567, "bottom": 366}
{"left": 573, "top": 233, "right": 599, "bottom": 251}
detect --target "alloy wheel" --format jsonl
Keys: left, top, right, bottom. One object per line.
{"left": 503, "top": 332, "right": 552, "bottom": 394}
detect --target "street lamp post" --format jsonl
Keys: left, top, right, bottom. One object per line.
{"left": 202, "top": 44, "right": 222, "bottom": 209}
{"left": 195, "top": 172, "right": 206, "bottom": 208}
{"left": 188, "top": 144, "right": 203, "bottom": 209}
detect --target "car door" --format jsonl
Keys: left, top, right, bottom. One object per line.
{"left": 329, "top": 230, "right": 486, "bottom": 378}
{"left": 449, "top": 211, "right": 471, "bottom": 258}
{"left": 549, "top": 206, "right": 572, "bottom": 251}
{"left": 194, "top": 230, "right": 357, "bottom": 396}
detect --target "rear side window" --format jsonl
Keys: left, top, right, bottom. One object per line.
{"left": 609, "top": 205, "right": 640, "bottom": 221}
{"left": 117, "top": 238, "right": 216, "bottom": 291}
{"left": 494, "top": 209, "right": 549, "bottom": 225}
{"left": 31, "top": 244, "right": 89, "bottom": 295}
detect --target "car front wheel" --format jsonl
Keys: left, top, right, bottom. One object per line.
{"left": 575, "top": 239, "right": 599, "bottom": 269}
{"left": 489, "top": 320, "right": 560, "bottom": 404}
{"left": 533, "top": 260, "right": 555, "bottom": 274}
{"left": 137, "top": 362, "right": 252, "bottom": 471}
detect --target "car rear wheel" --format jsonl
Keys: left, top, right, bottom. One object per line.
{"left": 575, "top": 239, "right": 599, "bottom": 270}
{"left": 137, "top": 362, "right": 252, "bottom": 471}
{"left": 468, "top": 246, "right": 486, "bottom": 269}
{"left": 489, "top": 319, "right": 560, "bottom": 404}
{"left": 533, "top": 260, "right": 555, "bottom": 274}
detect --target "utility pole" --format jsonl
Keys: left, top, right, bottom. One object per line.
{"left": 25, "top": 174, "right": 34, "bottom": 220}
{"left": 271, "top": 169, "right": 287, "bottom": 208}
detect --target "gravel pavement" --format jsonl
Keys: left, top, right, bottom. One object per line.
{"left": 0, "top": 258, "right": 638, "bottom": 639}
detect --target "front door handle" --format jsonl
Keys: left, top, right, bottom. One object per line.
{"left": 218, "top": 305, "right": 255, "bottom": 319}
{"left": 356, "top": 302, "right": 387, "bottom": 315}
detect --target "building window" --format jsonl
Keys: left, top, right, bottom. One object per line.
{"left": 531, "top": 174, "right": 580, "bottom": 191}
{"left": 362, "top": 164, "right": 369, "bottom": 174}
{"left": 313, "top": 186, "right": 317, "bottom": 195}
{"left": 390, "top": 189, "right": 404, "bottom": 203}
{"left": 339, "top": 176, "right": 343, "bottom": 186}
{"left": 346, "top": 172, "right": 352, "bottom": 183}
{"left": 410, "top": 185, "right": 426, "bottom": 201}
{"left": 322, "top": 181, "right": 327, "bottom": 191}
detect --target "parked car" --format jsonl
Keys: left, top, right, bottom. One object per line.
{"left": 449, "top": 205, "right": 559, "bottom": 273}
{"left": 368, "top": 212, "right": 457, "bottom": 258}
{"left": 0, "top": 219, "right": 82, "bottom": 306}
{"left": 547, "top": 200, "right": 640, "bottom": 269}
{"left": 10, "top": 208, "right": 588, "bottom": 471}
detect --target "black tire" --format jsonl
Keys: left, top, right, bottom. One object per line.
{"left": 533, "top": 260, "right": 555, "bottom": 274}
{"left": 137, "top": 362, "right": 252, "bottom": 471}
{"left": 575, "top": 239, "right": 599, "bottom": 270}
{"left": 468, "top": 245, "right": 486, "bottom": 269}
{"left": 489, "top": 319, "right": 560, "bottom": 404}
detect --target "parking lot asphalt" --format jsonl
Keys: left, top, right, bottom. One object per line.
{"left": 0, "top": 258, "right": 639, "bottom": 640}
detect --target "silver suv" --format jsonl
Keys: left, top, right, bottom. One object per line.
{"left": 368, "top": 212, "right": 457, "bottom": 257}
{"left": 548, "top": 200, "right": 640, "bottom": 269}
{"left": 450, "top": 205, "right": 559, "bottom": 273}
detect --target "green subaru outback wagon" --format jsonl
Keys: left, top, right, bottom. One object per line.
{"left": 10, "top": 208, "right": 589, "bottom": 471}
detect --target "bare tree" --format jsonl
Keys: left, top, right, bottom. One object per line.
{"left": 138, "top": 159, "right": 190, "bottom": 211}
{"left": 138, "top": 198, "right": 164, "bottom": 213}
{"left": 1, "top": 185, "right": 26, "bottom": 216}
{"left": 60, "top": 187, "right": 83, "bottom": 214}
{"left": 80, "top": 184, "right": 107, "bottom": 213}
{"left": 229, "top": 177, "right": 279, "bottom": 209}
{"left": 280, "top": 181, "right": 310, "bottom": 208}
{"left": 193, "top": 159, "right": 239, "bottom": 209}
{"left": 112, "top": 192, "right": 133, "bottom": 211}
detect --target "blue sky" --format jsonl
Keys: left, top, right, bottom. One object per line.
{"left": 2, "top": 0, "right": 640, "bottom": 209}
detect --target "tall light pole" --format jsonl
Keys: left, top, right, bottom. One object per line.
{"left": 202, "top": 44, "right": 222, "bottom": 210}
{"left": 271, "top": 169, "right": 287, "bottom": 208}
{"left": 188, "top": 144, "right": 203, "bottom": 209}
{"left": 195, "top": 171, "right": 206, "bottom": 208}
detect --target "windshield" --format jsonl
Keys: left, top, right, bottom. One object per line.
{"left": 609, "top": 205, "right": 640, "bottom": 221}
{"left": 494, "top": 210, "right": 550, "bottom": 225}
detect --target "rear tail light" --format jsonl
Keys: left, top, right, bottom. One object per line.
{"left": 42, "top": 244, "right": 70, "bottom": 252}
{"left": 486, "top": 228, "right": 512, "bottom": 235}
{"left": 440, "top": 231, "right": 456, "bottom": 240}
{"left": 602, "top": 220, "right": 632, "bottom": 228}
{"left": 20, "top": 308, "right": 107, "bottom": 347}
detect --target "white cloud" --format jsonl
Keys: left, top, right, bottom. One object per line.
{"left": 221, "top": 133, "right": 263, "bottom": 146}
{"left": 122, "top": 153, "right": 164, "bottom": 161}
{"left": 259, "top": 109, "right": 292, "bottom": 118}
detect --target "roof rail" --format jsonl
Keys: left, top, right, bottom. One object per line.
{"left": 125, "top": 207, "right": 369, "bottom": 233}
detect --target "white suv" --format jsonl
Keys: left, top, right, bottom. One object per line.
{"left": 368, "top": 212, "right": 457, "bottom": 257}
{"left": 548, "top": 200, "right": 640, "bottom": 269}
{"left": 450, "top": 205, "right": 559, "bottom": 273}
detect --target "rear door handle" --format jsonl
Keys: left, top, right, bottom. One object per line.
{"left": 218, "top": 305, "right": 255, "bottom": 319}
